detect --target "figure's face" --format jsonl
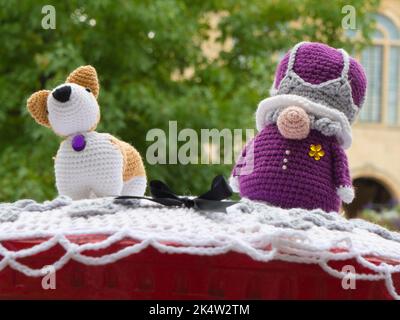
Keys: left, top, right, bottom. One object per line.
{"left": 27, "top": 65, "right": 100, "bottom": 136}
{"left": 47, "top": 83, "right": 100, "bottom": 136}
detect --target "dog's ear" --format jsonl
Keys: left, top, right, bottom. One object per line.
{"left": 66, "top": 65, "right": 100, "bottom": 98}
{"left": 27, "top": 90, "right": 51, "bottom": 127}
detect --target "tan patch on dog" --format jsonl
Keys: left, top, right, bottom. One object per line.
{"left": 27, "top": 90, "right": 51, "bottom": 127}
{"left": 66, "top": 65, "right": 100, "bottom": 98}
{"left": 110, "top": 136, "right": 146, "bottom": 181}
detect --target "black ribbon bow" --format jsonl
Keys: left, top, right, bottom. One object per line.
{"left": 115, "top": 175, "right": 237, "bottom": 213}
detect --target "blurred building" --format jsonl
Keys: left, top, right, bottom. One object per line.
{"left": 346, "top": 0, "right": 400, "bottom": 217}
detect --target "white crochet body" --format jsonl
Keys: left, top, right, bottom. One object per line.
{"left": 55, "top": 131, "right": 145, "bottom": 199}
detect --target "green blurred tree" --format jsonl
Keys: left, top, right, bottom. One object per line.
{"left": 0, "top": 0, "right": 379, "bottom": 201}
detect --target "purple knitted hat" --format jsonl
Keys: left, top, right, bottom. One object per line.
{"left": 256, "top": 42, "right": 367, "bottom": 149}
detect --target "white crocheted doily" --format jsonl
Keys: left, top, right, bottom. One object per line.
{"left": 0, "top": 197, "right": 399, "bottom": 299}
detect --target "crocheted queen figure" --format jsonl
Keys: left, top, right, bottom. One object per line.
{"left": 27, "top": 66, "right": 146, "bottom": 200}
{"left": 230, "top": 42, "right": 367, "bottom": 212}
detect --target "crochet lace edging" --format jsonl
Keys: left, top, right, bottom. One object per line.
{"left": 0, "top": 228, "right": 399, "bottom": 299}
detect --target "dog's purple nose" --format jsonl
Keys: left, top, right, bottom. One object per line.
{"left": 52, "top": 85, "right": 71, "bottom": 103}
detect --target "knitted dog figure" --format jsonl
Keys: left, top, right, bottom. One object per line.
{"left": 27, "top": 66, "right": 146, "bottom": 200}
{"left": 231, "top": 42, "right": 367, "bottom": 212}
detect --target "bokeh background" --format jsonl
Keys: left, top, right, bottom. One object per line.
{"left": 1, "top": 0, "right": 399, "bottom": 228}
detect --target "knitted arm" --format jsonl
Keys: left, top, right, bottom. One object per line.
{"left": 331, "top": 142, "right": 354, "bottom": 204}
{"left": 229, "top": 154, "right": 243, "bottom": 193}
{"left": 229, "top": 138, "right": 255, "bottom": 193}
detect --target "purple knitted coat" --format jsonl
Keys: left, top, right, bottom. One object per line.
{"left": 233, "top": 124, "right": 351, "bottom": 212}
{"left": 232, "top": 42, "right": 367, "bottom": 212}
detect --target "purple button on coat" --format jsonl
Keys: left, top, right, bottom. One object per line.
{"left": 71, "top": 134, "right": 86, "bottom": 152}
{"left": 232, "top": 124, "right": 351, "bottom": 212}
